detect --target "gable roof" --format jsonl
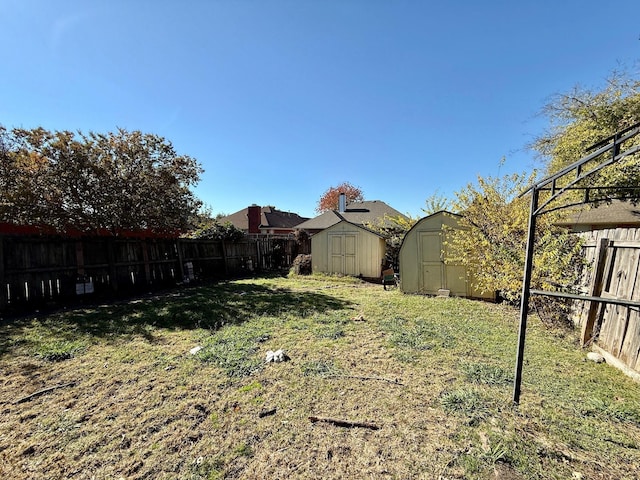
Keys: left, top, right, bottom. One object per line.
{"left": 219, "top": 206, "right": 308, "bottom": 231}
{"left": 320, "top": 219, "right": 386, "bottom": 238}
{"left": 295, "top": 200, "right": 407, "bottom": 231}
{"left": 261, "top": 206, "right": 309, "bottom": 229}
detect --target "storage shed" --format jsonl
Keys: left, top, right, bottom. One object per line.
{"left": 399, "top": 211, "right": 493, "bottom": 299}
{"left": 311, "top": 220, "right": 386, "bottom": 278}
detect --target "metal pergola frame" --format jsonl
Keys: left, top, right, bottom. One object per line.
{"left": 513, "top": 121, "right": 640, "bottom": 404}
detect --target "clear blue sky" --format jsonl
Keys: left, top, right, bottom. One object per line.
{"left": 1, "top": 1, "right": 638, "bottom": 219}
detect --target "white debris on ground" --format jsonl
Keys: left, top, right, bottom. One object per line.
{"left": 189, "top": 346, "right": 203, "bottom": 355}
{"left": 265, "top": 349, "right": 290, "bottom": 363}
{"left": 586, "top": 351, "right": 605, "bottom": 363}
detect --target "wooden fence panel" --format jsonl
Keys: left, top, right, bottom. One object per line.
{"left": 180, "top": 239, "right": 225, "bottom": 280}
{"left": 225, "top": 241, "right": 259, "bottom": 275}
{"left": 253, "top": 236, "right": 303, "bottom": 271}
{"left": 573, "top": 228, "right": 640, "bottom": 374}
{"left": 2, "top": 236, "right": 77, "bottom": 307}
{"left": 616, "top": 244, "right": 639, "bottom": 363}
{"left": 0, "top": 236, "right": 5, "bottom": 309}
{"left": 146, "top": 239, "right": 180, "bottom": 287}
{"left": 597, "top": 242, "right": 640, "bottom": 363}
{"left": 1, "top": 233, "right": 299, "bottom": 314}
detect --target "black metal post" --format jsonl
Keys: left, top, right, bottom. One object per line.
{"left": 513, "top": 187, "right": 539, "bottom": 405}
{"left": 0, "top": 234, "right": 5, "bottom": 310}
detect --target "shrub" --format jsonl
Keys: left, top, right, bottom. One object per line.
{"left": 290, "top": 254, "right": 312, "bottom": 275}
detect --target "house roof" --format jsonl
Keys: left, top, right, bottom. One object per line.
{"left": 261, "top": 206, "right": 309, "bottom": 229}
{"left": 219, "top": 206, "right": 308, "bottom": 230}
{"left": 295, "top": 200, "right": 407, "bottom": 231}
{"left": 556, "top": 200, "right": 640, "bottom": 228}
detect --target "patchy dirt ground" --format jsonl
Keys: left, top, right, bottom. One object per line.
{"left": 1, "top": 278, "right": 639, "bottom": 479}
{"left": 0, "top": 328, "right": 463, "bottom": 479}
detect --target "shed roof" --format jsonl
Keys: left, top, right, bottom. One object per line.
{"left": 556, "top": 200, "right": 640, "bottom": 229}
{"left": 403, "top": 210, "right": 460, "bottom": 232}
{"left": 296, "top": 200, "right": 407, "bottom": 231}
{"left": 320, "top": 219, "right": 386, "bottom": 237}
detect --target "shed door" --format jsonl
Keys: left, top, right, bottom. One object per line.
{"left": 329, "top": 234, "right": 357, "bottom": 275}
{"left": 419, "top": 232, "right": 443, "bottom": 294}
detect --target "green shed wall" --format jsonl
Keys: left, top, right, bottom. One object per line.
{"left": 399, "top": 212, "right": 493, "bottom": 299}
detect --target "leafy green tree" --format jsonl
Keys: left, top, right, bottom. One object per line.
{"left": 422, "top": 191, "right": 452, "bottom": 216}
{"left": 531, "top": 69, "right": 640, "bottom": 201}
{"left": 186, "top": 203, "right": 217, "bottom": 230}
{"left": 0, "top": 126, "right": 202, "bottom": 234}
{"left": 447, "top": 173, "right": 584, "bottom": 303}
{"left": 186, "top": 221, "right": 246, "bottom": 242}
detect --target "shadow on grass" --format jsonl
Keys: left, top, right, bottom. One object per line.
{"left": 0, "top": 280, "right": 353, "bottom": 357}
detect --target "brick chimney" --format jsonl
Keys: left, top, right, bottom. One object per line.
{"left": 247, "top": 204, "right": 262, "bottom": 234}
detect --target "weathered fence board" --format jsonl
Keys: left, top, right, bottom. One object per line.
{"left": 572, "top": 227, "right": 640, "bottom": 375}
{"left": 1, "top": 233, "right": 304, "bottom": 313}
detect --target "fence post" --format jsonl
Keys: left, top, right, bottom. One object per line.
{"left": 0, "top": 235, "right": 5, "bottom": 310}
{"left": 176, "top": 239, "right": 185, "bottom": 281}
{"left": 75, "top": 240, "right": 85, "bottom": 276}
{"left": 107, "top": 237, "right": 119, "bottom": 294}
{"left": 221, "top": 240, "right": 228, "bottom": 276}
{"left": 581, "top": 238, "right": 611, "bottom": 346}
{"left": 255, "top": 239, "right": 260, "bottom": 271}
{"left": 255, "top": 240, "right": 262, "bottom": 271}
{"left": 141, "top": 240, "right": 151, "bottom": 287}
{"left": 191, "top": 239, "right": 201, "bottom": 281}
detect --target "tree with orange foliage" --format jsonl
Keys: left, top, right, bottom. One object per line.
{"left": 316, "top": 181, "right": 364, "bottom": 213}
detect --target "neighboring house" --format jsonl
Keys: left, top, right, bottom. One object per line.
{"left": 218, "top": 205, "right": 309, "bottom": 236}
{"left": 295, "top": 195, "right": 407, "bottom": 235}
{"left": 398, "top": 211, "right": 495, "bottom": 300}
{"left": 310, "top": 220, "right": 386, "bottom": 278}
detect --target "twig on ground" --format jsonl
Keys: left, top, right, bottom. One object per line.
{"left": 14, "top": 382, "right": 76, "bottom": 404}
{"left": 438, "top": 452, "right": 459, "bottom": 479}
{"left": 325, "top": 374, "right": 403, "bottom": 385}
{"left": 309, "top": 415, "right": 380, "bottom": 430}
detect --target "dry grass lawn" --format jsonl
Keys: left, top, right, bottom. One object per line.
{"left": 1, "top": 275, "right": 639, "bottom": 479}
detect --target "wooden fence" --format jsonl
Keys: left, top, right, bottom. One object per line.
{"left": 0, "top": 233, "right": 308, "bottom": 313}
{"left": 571, "top": 227, "right": 640, "bottom": 376}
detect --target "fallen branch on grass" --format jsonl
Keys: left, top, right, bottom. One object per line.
{"left": 309, "top": 415, "right": 380, "bottom": 430}
{"left": 258, "top": 407, "right": 277, "bottom": 418}
{"left": 14, "top": 382, "right": 76, "bottom": 404}
{"left": 325, "top": 374, "right": 403, "bottom": 385}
